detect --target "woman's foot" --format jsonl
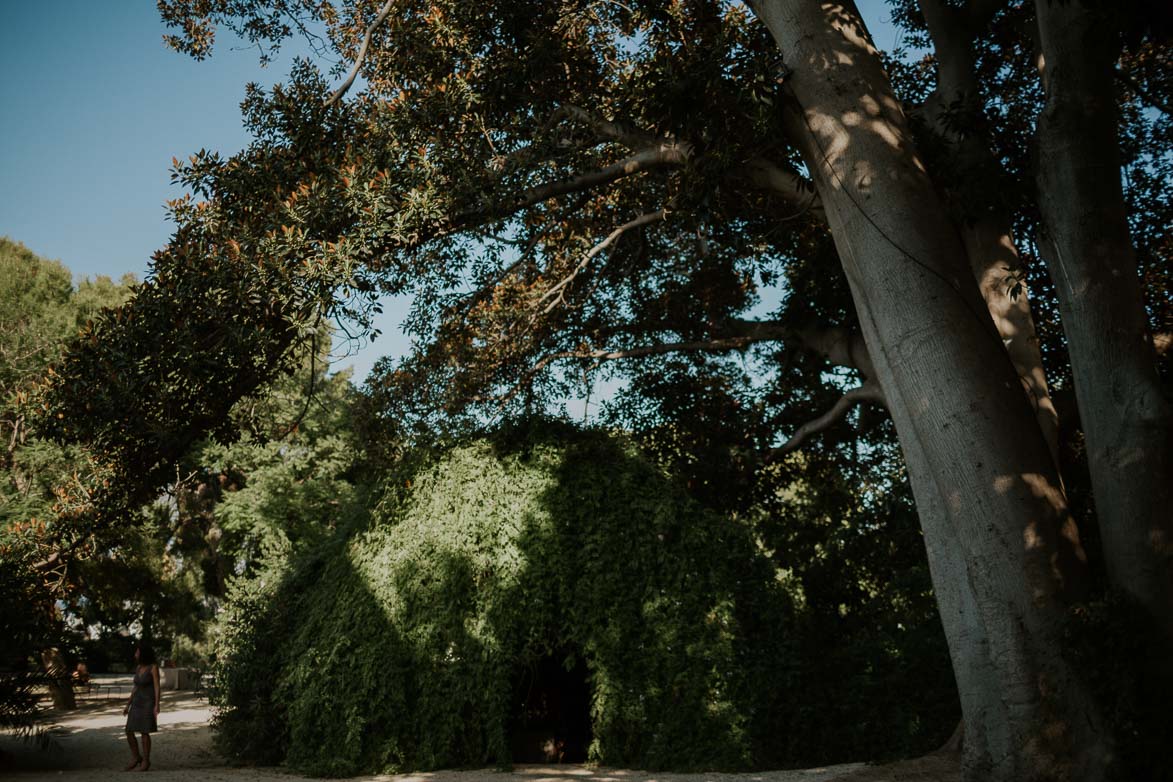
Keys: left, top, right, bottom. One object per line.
{"left": 123, "top": 758, "right": 141, "bottom": 771}
{"left": 136, "top": 759, "right": 151, "bottom": 772}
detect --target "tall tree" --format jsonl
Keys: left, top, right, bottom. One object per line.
{"left": 29, "top": 2, "right": 1171, "bottom": 780}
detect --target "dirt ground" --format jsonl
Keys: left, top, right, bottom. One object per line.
{"left": 0, "top": 691, "right": 959, "bottom": 782}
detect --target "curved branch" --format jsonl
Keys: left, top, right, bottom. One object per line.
{"left": 725, "top": 319, "right": 875, "bottom": 377}
{"left": 1116, "top": 69, "right": 1173, "bottom": 116}
{"left": 557, "top": 104, "right": 662, "bottom": 149}
{"left": 534, "top": 209, "right": 668, "bottom": 314}
{"left": 493, "top": 334, "right": 776, "bottom": 410}
{"left": 458, "top": 142, "right": 692, "bottom": 226}
{"left": 770, "top": 381, "right": 887, "bottom": 457}
{"left": 324, "top": 0, "right": 396, "bottom": 107}
{"left": 741, "top": 158, "right": 825, "bottom": 221}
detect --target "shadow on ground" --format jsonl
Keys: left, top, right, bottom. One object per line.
{"left": 0, "top": 689, "right": 957, "bottom": 781}
{"left": 0, "top": 690, "right": 219, "bottom": 774}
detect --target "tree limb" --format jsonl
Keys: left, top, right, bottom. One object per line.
{"left": 963, "top": 0, "right": 1006, "bottom": 31}
{"left": 551, "top": 107, "right": 825, "bottom": 222}
{"left": 324, "top": 0, "right": 396, "bottom": 107}
{"left": 534, "top": 209, "right": 668, "bottom": 314}
{"left": 492, "top": 334, "right": 780, "bottom": 410}
{"left": 492, "top": 318, "right": 875, "bottom": 412}
{"left": 458, "top": 142, "right": 692, "bottom": 226}
{"left": 443, "top": 195, "right": 596, "bottom": 320}
{"left": 741, "top": 157, "right": 826, "bottom": 221}
{"left": 725, "top": 319, "right": 875, "bottom": 377}
{"left": 556, "top": 104, "right": 662, "bottom": 149}
{"left": 769, "top": 381, "right": 887, "bottom": 458}
{"left": 1116, "top": 68, "right": 1173, "bottom": 116}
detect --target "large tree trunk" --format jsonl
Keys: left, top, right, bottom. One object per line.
{"left": 1035, "top": 0, "right": 1173, "bottom": 640}
{"left": 917, "top": 0, "right": 1061, "bottom": 470}
{"left": 900, "top": 433, "right": 1011, "bottom": 775}
{"left": 41, "top": 647, "right": 77, "bottom": 711}
{"left": 748, "top": 1, "right": 1110, "bottom": 779}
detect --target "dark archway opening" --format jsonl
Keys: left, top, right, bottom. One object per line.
{"left": 508, "top": 648, "right": 592, "bottom": 763}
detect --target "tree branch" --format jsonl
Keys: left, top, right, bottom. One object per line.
{"left": 963, "top": 0, "right": 1006, "bottom": 31}
{"left": 741, "top": 157, "right": 826, "bottom": 221}
{"left": 556, "top": 104, "right": 662, "bottom": 149}
{"left": 551, "top": 108, "right": 826, "bottom": 225}
{"left": 491, "top": 334, "right": 779, "bottom": 410}
{"left": 324, "top": 0, "right": 396, "bottom": 107}
{"left": 491, "top": 317, "right": 876, "bottom": 413}
{"left": 534, "top": 209, "right": 668, "bottom": 315}
{"left": 725, "top": 319, "right": 875, "bottom": 377}
{"left": 769, "top": 381, "right": 886, "bottom": 458}
{"left": 1116, "top": 68, "right": 1173, "bottom": 116}
{"left": 443, "top": 195, "right": 595, "bottom": 321}
{"left": 458, "top": 142, "right": 692, "bottom": 226}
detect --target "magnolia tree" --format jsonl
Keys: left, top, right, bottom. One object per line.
{"left": 31, "top": 1, "right": 1170, "bottom": 780}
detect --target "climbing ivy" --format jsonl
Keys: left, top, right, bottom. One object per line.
{"left": 210, "top": 422, "right": 794, "bottom": 775}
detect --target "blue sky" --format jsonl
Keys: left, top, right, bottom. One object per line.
{"left": 1, "top": 1, "right": 900, "bottom": 384}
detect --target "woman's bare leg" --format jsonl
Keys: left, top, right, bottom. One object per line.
{"left": 124, "top": 730, "right": 141, "bottom": 770}
{"left": 138, "top": 733, "right": 151, "bottom": 770}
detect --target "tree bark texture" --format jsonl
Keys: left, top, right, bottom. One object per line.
{"left": 41, "top": 647, "right": 77, "bottom": 711}
{"left": 1035, "top": 0, "right": 1173, "bottom": 640}
{"left": 917, "top": 0, "right": 1061, "bottom": 471}
{"left": 749, "top": 1, "right": 1110, "bottom": 779}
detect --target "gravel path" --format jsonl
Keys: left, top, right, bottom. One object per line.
{"left": 0, "top": 691, "right": 957, "bottom": 782}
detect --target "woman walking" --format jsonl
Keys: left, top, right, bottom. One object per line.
{"left": 122, "top": 642, "right": 160, "bottom": 771}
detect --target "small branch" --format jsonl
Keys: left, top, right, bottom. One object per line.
{"left": 488, "top": 105, "right": 661, "bottom": 175}
{"left": 534, "top": 209, "right": 668, "bottom": 314}
{"left": 963, "top": 0, "right": 1006, "bottom": 30}
{"left": 458, "top": 142, "right": 691, "bottom": 225}
{"left": 741, "top": 157, "right": 825, "bottom": 221}
{"left": 1116, "top": 69, "right": 1173, "bottom": 116}
{"left": 769, "top": 382, "right": 886, "bottom": 458}
{"left": 557, "top": 104, "right": 661, "bottom": 149}
{"left": 493, "top": 334, "right": 778, "bottom": 411}
{"left": 443, "top": 194, "right": 595, "bottom": 320}
{"left": 324, "top": 0, "right": 396, "bottom": 107}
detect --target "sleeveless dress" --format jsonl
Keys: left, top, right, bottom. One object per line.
{"left": 125, "top": 667, "right": 158, "bottom": 733}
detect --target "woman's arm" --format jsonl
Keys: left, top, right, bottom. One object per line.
{"left": 152, "top": 665, "right": 160, "bottom": 715}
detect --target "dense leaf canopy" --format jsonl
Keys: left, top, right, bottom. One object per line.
{"left": 29, "top": 0, "right": 1169, "bottom": 536}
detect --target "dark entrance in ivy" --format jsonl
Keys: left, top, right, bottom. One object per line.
{"left": 508, "top": 648, "right": 592, "bottom": 763}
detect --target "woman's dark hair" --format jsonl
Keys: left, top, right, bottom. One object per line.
{"left": 135, "top": 642, "right": 157, "bottom": 666}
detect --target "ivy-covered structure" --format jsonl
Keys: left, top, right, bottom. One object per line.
{"left": 210, "top": 425, "right": 794, "bottom": 775}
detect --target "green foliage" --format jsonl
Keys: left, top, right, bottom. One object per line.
{"left": 751, "top": 462, "right": 957, "bottom": 764}
{"left": 198, "top": 361, "right": 368, "bottom": 577}
{"left": 0, "top": 238, "right": 139, "bottom": 741}
{"left": 0, "top": 671, "right": 51, "bottom": 748}
{"left": 1063, "top": 593, "right": 1173, "bottom": 782}
{"left": 602, "top": 366, "right": 957, "bottom": 764}
{"left": 212, "top": 423, "right": 793, "bottom": 775}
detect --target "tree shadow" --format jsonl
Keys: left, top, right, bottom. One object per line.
{"left": 0, "top": 690, "right": 220, "bottom": 773}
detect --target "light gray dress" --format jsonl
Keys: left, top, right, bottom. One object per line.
{"left": 125, "top": 667, "right": 158, "bottom": 733}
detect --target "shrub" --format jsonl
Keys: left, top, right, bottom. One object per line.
{"left": 211, "top": 422, "right": 793, "bottom": 775}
